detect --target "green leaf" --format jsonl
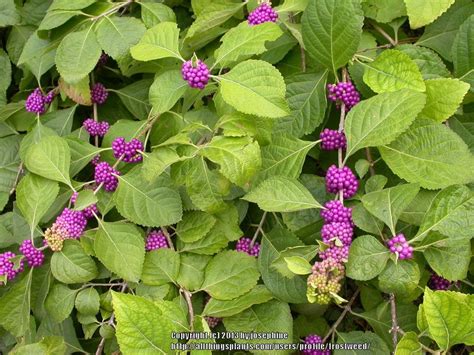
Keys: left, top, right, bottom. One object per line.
{"left": 75, "top": 287, "right": 100, "bottom": 316}
{"left": 275, "top": 0, "right": 309, "bottom": 13}
{"left": 214, "top": 21, "right": 282, "bottom": 67}
{"left": 423, "top": 289, "right": 474, "bottom": 349}
{"left": 55, "top": 28, "right": 102, "bottom": 83}
{"left": 395, "top": 331, "right": 422, "bottom": 355}
{"left": 114, "top": 169, "right": 182, "bottom": 227}
{"left": 336, "top": 331, "right": 390, "bottom": 354}
{"left": 142, "top": 147, "right": 183, "bottom": 181}
{"left": 202, "top": 136, "right": 261, "bottom": 187}
{"left": 379, "top": 119, "right": 474, "bottom": 189}
{"left": 59, "top": 77, "right": 91, "bottom": 106}
{"left": 94, "top": 221, "right": 145, "bottom": 282}
{"left": 176, "top": 253, "right": 211, "bottom": 291}
{"left": 0, "top": 270, "right": 32, "bottom": 337}
{"left": 0, "top": 0, "right": 19, "bottom": 26}
{"left": 18, "top": 31, "right": 56, "bottom": 80}
{"left": 203, "top": 285, "right": 273, "bottom": 317}
{"left": 352, "top": 203, "right": 385, "bottom": 235}
{"left": 363, "top": 50, "right": 426, "bottom": 93}
{"left": 140, "top": 2, "right": 176, "bottom": 28}
{"left": 16, "top": 174, "right": 59, "bottom": 235}
{"left": 95, "top": 17, "right": 146, "bottom": 60}
{"left": 362, "top": 183, "right": 420, "bottom": 235}
{"left": 418, "top": 79, "right": 470, "bottom": 122}
{"left": 66, "top": 137, "right": 101, "bottom": 176}
{"left": 451, "top": 114, "right": 474, "bottom": 153}
{"left": 201, "top": 250, "right": 260, "bottom": 300}
{"left": 344, "top": 89, "right": 426, "bottom": 158}
{"left": 301, "top": 0, "right": 363, "bottom": 73}
{"left": 425, "top": 238, "right": 470, "bottom": 281}
{"left": 149, "top": 69, "right": 187, "bottom": 114}
{"left": 51, "top": 240, "right": 98, "bottom": 284}
{"left": 362, "top": 0, "right": 406, "bottom": 23}
{"left": 38, "top": 9, "right": 82, "bottom": 31}
{"left": 130, "top": 22, "right": 182, "bottom": 61}
{"left": 284, "top": 256, "right": 313, "bottom": 275}
{"left": 243, "top": 176, "right": 323, "bottom": 212}
{"left": 452, "top": 15, "right": 474, "bottom": 90}
{"left": 275, "top": 71, "right": 328, "bottom": 137}
{"left": 271, "top": 245, "right": 316, "bottom": 278}
{"left": 141, "top": 248, "right": 180, "bottom": 286}
{"left": 258, "top": 135, "right": 317, "bottom": 182}
{"left": 24, "top": 135, "right": 72, "bottom": 187}
{"left": 114, "top": 79, "right": 152, "bottom": 120}
{"left": 404, "top": 0, "right": 455, "bottom": 29}
{"left": 219, "top": 59, "right": 290, "bottom": 118}
{"left": 73, "top": 190, "right": 97, "bottom": 211}
{"left": 9, "top": 336, "right": 67, "bottom": 355}
{"left": 42, "top": 105, "right": 77, "bottom": 136}
{"left": 417, "top": 0, "right": 474, "bottom": 61}
{"left": 396, "top": 44, "right": 450, "bottom": 80}
{"left": 346, "top": 235, "right": 390, "bottom": 281}
{"left": 45, "top": 284, "right": 77, "bottom": 323}
{"left": 378, "top": 260, "right": 420, "bottom": 295}
{"left": 112, "top": 292, "right": 174, "bottom": 353}
{"left": 48, "top": 0, "right": 96, "bottom": 10}
{"left": 176, "top": 211, "right": 216, "bottom": 243}
{"left": 0, "top": 135, "right": 21, "bottom": 194}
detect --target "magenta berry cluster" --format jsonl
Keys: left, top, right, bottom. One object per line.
{"left": 428, "top": 274, "right": 452, "bottom": 291}
{"left": 320, "top": 129, "right": 347, "bottom": 151}
{"left": 235, "top": 237, "right": 260, "bottom": 257}
{"left": 55, "top": 208, "right": 87, "bottom": 239}
{"left": 94, "top": 161, "right": 120, "bottom": 192}
{"left": 19, "top": 240, "right": 45, "bottom": 268}
{"left": 307, "top": 258, "right": 345, "bottom": 304}
{"left": 247, "top": 2, "right": 278, "bottom": 25}
{"left": 181, "top": 59, "right": 210, "bottom": 90}
{"left": 91, "top": 155, "right": 101, "bottom": 166}
{"left": 25, "top": 88, "right": 46, "bottom": 114}
{"left": 83, "top": 118, "right": 110, "bottom": 137}
{"left": 325, "top": 165, "right": 359, "bottom": 199}
{"left": 0, "top": 252, "right": 24, "bottom": 284}
{"left": 319, "top": 205, "right": 354, "bottom": 263}
{"left": 112, "top": 137, "right": 144, "bottom": 163}
{"left": 91, "top": 83, "right": 108, "bottom": 104}
{"left": 320, "top": 200, "right": 352, "bottom": 224}
{"left": 302, "top": 334, "right": 330, "bottom": 355}
{"left": 327, "top": 81, "right": 360, "bottom": 111}
{"left": 145, "top": 230, "right": 169, "bottom": 251}
{"left": 387, "top": 234, "right": 413, "bottom": 260}
{"left": 205, "top": 316, "right": 221, "bottom": 328}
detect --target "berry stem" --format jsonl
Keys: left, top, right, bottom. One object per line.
{"left": 322, "top": 288, "right": 359, "bottom": 343}
{"left": 389, "top": 293, "right": 399, "bottom": 348}
{"left": 91, "top": 73, "right": 99, "bottom": 147}
{"left": 250, "top": 211, "right": 267, "bottom": 249}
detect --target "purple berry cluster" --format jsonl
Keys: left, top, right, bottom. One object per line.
{"left": 0, "top": 252, "right": 24, "bottom": 284}
{"left": 387, "top": 234, "right": 413, "bottom": 260}
{"left": 112, "top": 137, "right": 144, "bottom": 163}
{"left": 25, "top": 88, "right": 55, "bottom": 114}
{"left": 247, "top": 2, "right": 278, "bottom": 25}
{"left": 327, "top": 81, "right": 360, "bottom": 111}
{"left": 44, "top": 224, "right": 68, "bottom": 251}
{"left": 19, "top": 240, "right": 45, "bottom": 268}
{"left": 428, "top": 274, "right": 452, "bottom": 291}
{"left": 302, "top": 334, "right": 330, "bottom": 355}
{"left": 320, "top": 129, "right": 347, "bottom": 151}
{"left": 145, "top": 230, "right": 169, "bottom": 251}
{"left": 307, "top": 258, "right": 345, "bottom": 304}
{"left": 235, "top": 237, "right": 260, "bottom": 257}
{"left": 91, "top": 83, "right": 108, "bottom": 105}
{"left": 325, "top": 165, "right": 359, "bottom": 199}
{"left": 55, "top": 208, "right": 88, "bottom": 239}
{"left": 94, "top": 162, "right": 120, "bottom": 192}
{"left": 83, "top": 118, "right": 110, "bottom": 137}
{"left": 320, "top": 200, "right": 352, "bottom": 224}
{"left": 181, "top": 59, "right": 210, "bottom": 90}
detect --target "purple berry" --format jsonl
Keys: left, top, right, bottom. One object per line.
{"left": 302, "top": 334, "right": 330, "bottom": 355}
{"left": 181, "top": 59, "right": 210, "bottom": 90}
{"left": 205, "top": 316, "right": 221, "bottom": 328}
{"left": 235, "top": 237, "right": 260, "bottom": 257}
{"left": 91, "top": 155, "right": 101, "bottom": 166}
{"left": 94, "top": 161, "right": 120, "bottom": 192}
{"left": 320, "top": 200, "right": 352, "bottom": 224}
{"left": 55, "top": 208, "right": 87, "bottom": 239}
{"left": 71, "top": 191, "right": 78, "bottom": 205}
{"left": 145, "top": 230, "right": 169, "bottom": 251}
{"left": 387, "top": 234, "right": 413, "bottom": 260}
{"left": 325, "top": 165, "right": 359, "bottom": 199}
{"left": 248, "top": 2, "right": 278, "bottom": 25}
{"left": 321, "top": 222, "right": 353, "bottom": 246}
{"left": 91, "top": 83, "right": 108, "bottom": 105}
{"left": 19, "top": 240, "right": 45, "bottom": 268}
{"left": 25, "top": 88, "right": 46, "bottom": 114}
{"left": 319, "top": 245, "right": 350, "bottom": 263}
{"left": 83, "top": 118, "right": 109, "bottom": 137}
{"left": 307, "top": 258, "right": 345, "bottom": 304}
{"left": 44, "top": 90, "right": 56, "bottom": 104}
{"left": 82, "top": 204, "right": 98, "bottom": 219}
{"left": 327, "top": 81, "right": 360, "bottom": 111}
{"left": 320, "top": 129, "right": 347, "bottom": 150}
{"left": 112, "top": 137, "right": 143, "bottom": 163}
{"left": 44, "top": 224, "right": 67, "bottom": 252}
{"left": 0, "top": 251, "right": 24, "bottom": 284}
{"left": 428, "top": 273, "right": 452, "bottom": 290}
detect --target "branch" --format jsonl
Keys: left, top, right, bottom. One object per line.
{"left": 181, "top": 289, "right": 194, "bottom": 331}
{"left": 372, "top": 23, "right": 397, "bottom": 46}
{"left": 90, "top": 0, "right": 134, "bottom": 21}
{"left": 250, "top": 211, "right": 267, "bottom": 248}
{"left": 390, "top": 293, "right": 399, "bottom": 348}
{"left": 161, "top": 226, "right": 175, "bottom": 251}
{"left": 365, "top": 148, "right": 376, "bottom": 176}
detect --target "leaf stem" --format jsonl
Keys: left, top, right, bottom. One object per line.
{"left": 161, "top": 226, "right": 175, "bottom": 251}
{"left": 250, "top": 211, "right": 267, "bottom": 248}
{"left": 372, "top": 23, "right": 397, "bottom": 46}
{"left": 181, "top": 288, "right": 194, "bottom": 331}
{"left": 389, "top": 293, "right": 399, "bottom": 348}
{"left": 365, "top": 148, "right": 375, "bottom": 176}
{"left": 9, "top": 162, "right": 23, "bottom": 195}
{"left": 90, "top": 0, "right": 134, "bottom": 22}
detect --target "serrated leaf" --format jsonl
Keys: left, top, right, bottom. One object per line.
{"left": 378, "top": 260, "right": 420, "bottom": 295}
{"left": 362, "top": 0, "right": 406, "bottom": 23}
{"left": 114, "top": 79, "right": 152, "bottom": 120}
{"left": 18, "top": 31, "right": 56, "bottom": 80}
{"left": 142, "top": 248, "right": 180, "bottom": 286}
{"left": 219, "top": 59, "right": 289, "bottom": 118}
{"left": 362, "top": 183, "right": 419, "bottom": 235}
{"left": 214, "top": 21, "right": 282, "bottom": 67}
{"left": 17, "top": 174, "right": 59, "bottom": 235}
{"left": 336, "top": 331, "right": 390, "bottom": 354}
{"left": 140, "top": 2, "right": 176, "bottom": 28}
{"left": 149, "top": 69, "right": 187, "bottom": 114}
{"left": 271, "top": 245, "right": 316, "bottom": 278}
{"left": 363, "top": 50, "right": 425, "bottom": 93}
{"left": 66, "top": 137, "right": 101, "bottom": 176}
{"left": 75, "top": 288, "right": 100, "bottom": 316}
{"left": 396, "top": 44, "right": 450, "bottom": 80}
{"left": 114, "top": 169, "right": 182, "bottom": 227}
{"left": 176, "top": 253, "right": 211, "bottom": 291}
{"left": 142, "top": 147, "right": 184, "bottom": 182}
{"left": 201, "top": 250, "right": 260, "bottom": 300}
{"left": 301, "top": 0, "right": 363, "bottom": 73}
{"left": 344, "top": 89, "right": 426, "bottom": 158}
{"left": 95, "top": 16, "right": 146, "bottom": 60}
{"left": 176, "top": 211, "right": 216, "bottom": 243}
{"left": 38, "top": 9, "right": 81, "bottom": 31}
{"left": 452, "top": 15, "right": 474, "bottom": 90}
{"left": 346, "top": 235, "right": 390, "bottom": 281}
{"left": 48, "top": 0, "right": 96, "bottom": 10}
{"left": 404, "top": 0, "right": 455, "bottom": 29}
{"left": 73, "top": 190, "right": 97, "bottom": 211}
{"left": 0, "top": 0, "right": 20, "bottom": 27}
{"left": 379, "top": 120, "right": 474, "bottom": 189}
{"left": 55, "top": 28, "right": 102, "bottom": 83}
{"left": 395, "top": 331, "right": 422, "bottom": 355}
{"left": 45, "top": 284, "right": 77, "bottom": 323}
{"left": 243, "top": 176, "right": 323, "bottom": 212}
{"left": 24, "top": 135, "right": 72, "bottom": 187}
{"left": 203, "top": 285, "right": 273, "bottom": 317}
{"left": 51, "top": 240, "right": 98, "bottom": 284}
{"left": 130, "top": 22, "right": 182, "bottom": 61}
{"left": 284, "top": 256, "right": 313, "bottom": 275}
{"left": 352, "top": 203, "right": 385, "bottom": 235}
{"left": 418, "top": 79, "right": 469, "bottom": 122}
{"left": 58, "top": 77, "right": 91, "bottom": 106}
{"left": 94, "top": 221, "right": 145, "bottom": 282}
{"left": 425, "top": 238, "right": 470, "bottom": 281}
